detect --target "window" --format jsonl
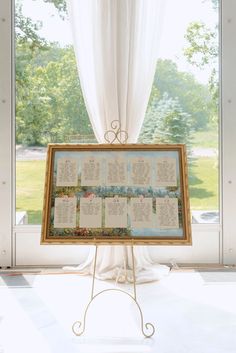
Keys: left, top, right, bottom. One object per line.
{"left": 15, "top": 0, "right": 219, "bottom": 225}
{"left": 139, "top": 0, "right": 219, "bottom": 224}
{"left": 15, "top": 0, "right": 95, "bottom": 225}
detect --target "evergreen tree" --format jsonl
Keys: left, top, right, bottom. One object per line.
{"left": 139, "top": 93, "right": 193, "bottom": 149}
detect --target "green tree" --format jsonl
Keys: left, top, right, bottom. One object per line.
{"left": 15, "top": 1, "right": 49, "bottom": 101}
{"left": 15, "top": 1, "right": 94, "bottom": 146}
{"left": 152, "top": 59, "right": 213, "bottom": 130}
{"left": 15, "top": 2, "right": 47, "bottom": 48}
{"left": 16, "top": 45, "right": 93, "bottom": 145}
{"left": 43, "top": 0, "right": 67, "bottom": 16}
{"left": 140, "top": 92, "right": 193, "bottom": 148}
{"left": 183, "top": 1, "right": 218, "bottom": 117}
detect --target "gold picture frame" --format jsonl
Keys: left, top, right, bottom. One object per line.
{"left": 41, "top": 144, "right": 191, "bottom": 245}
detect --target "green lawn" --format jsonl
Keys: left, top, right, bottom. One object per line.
{"left": 16, "top": 160, "right": 46, "bottom": 224}
{"left": 16, "top": 156, "right": 219, "bottom": 224}
{"left": 191, "top": 128, "right": 218, "bottom": 149}
{"left": 188, "top": 156, "right": 218, "bottom": 210}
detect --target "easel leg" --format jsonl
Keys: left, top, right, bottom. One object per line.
{"left": 91, "top": 244, "right": 98, "bottom": 300}
{"left": 131, "top": 245, "right": 137, "bottom": 300}
{"left": 130, "top": 245, "right": 155, "bottom": 338}
{"left": 72, "top": 245, "right": 98, "bottom": 336}
{"left": 72, "top": 245, "right": 155, "bottom": 338}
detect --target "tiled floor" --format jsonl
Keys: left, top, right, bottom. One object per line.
{"left": 0, "top": 268, "right": 236, "bottom": 353}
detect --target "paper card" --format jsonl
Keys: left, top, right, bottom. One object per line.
{"left": 105, "top": 197, "right": 127, "bottom": 228}
{"left": 54, "top": 196, "right": 77, "bottom": 228}
{"left": 81, "top": 156, "right": 102, "bottom": 186}
{"left": 129, "top": 157, "right": 151, "bottom": 186}
{"left": 130, "top": 197, "right": 153, "bottom": 228}
{"left": 106, "top": 157, "right": 127, "bottom": 186}
{"left": 79, "top": 197, "right": 102, "bottom": 228}
{"left": 56, "top": 158, "right": 78, "bottom": 186}
{"left": 155, "top": 157, "right": 177, "bottom": 187}
{"left": 156, "top": 197, "right": 179, "bottom": 229}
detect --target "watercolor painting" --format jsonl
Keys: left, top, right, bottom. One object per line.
{"left": 41, "top": 144, "right": 191, "bottom": 245}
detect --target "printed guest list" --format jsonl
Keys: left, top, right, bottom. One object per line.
{"left": 106, "top": 157, "right": 127, "bottom": 186}
{"left": 54, "top": 196, "right": 77, "bottom": 228}
{"left": 156, "top": 197, "right": 179, "bottom": 229}
{"left": 105, "top": 197, "right": 128, "bottom": 228}
{"left": 130, "top": 157, "right": 151, "bottom": 186}
{"left": 81, "top": 156, "right": 102, "bottom": 186}
{"left": 155, "top": 157, "right": 177, "bottom": 187}
{"left": 130, "top": 197, "right": 153, "bottom": 228}
{"left": 56, "top": 158, "right": 78, "bottom": 186}
{"left": 79, "top": 197, "right": 102, "bottom": 228}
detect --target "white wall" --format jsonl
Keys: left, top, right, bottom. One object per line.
{"left": 222, "top": 0, "right": 236, "bottom": 264}
{"left": 14, "top": 225, "right": 220, "bottom": 266}
{"left": 0, "top": 0, "right": 13, "bottom": 267}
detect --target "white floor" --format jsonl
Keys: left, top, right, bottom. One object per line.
{"left": 0, "top": 268, "right": 236, "bottom": 353}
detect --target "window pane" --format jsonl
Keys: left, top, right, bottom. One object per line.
{"left": 15, "top": 0, "right": 219, "bottom": 225}
{"left": 139, "top": 0, "right": 219, "bottom": 224}
{"left": 15, "top": 0, "right": 96, "bottom": 224}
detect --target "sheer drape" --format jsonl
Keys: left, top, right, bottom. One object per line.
{"left": 65, "top": 0, "right": 169, "bottom": 282}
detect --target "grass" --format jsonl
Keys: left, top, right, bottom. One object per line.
{"left": 16, "top": 160, "right": 46, "bottom": 224}
{"left": 189, "top": 156, "right": 218, "bottom": 210}
{"left": 16, "top": 156, "right": 219, "bottom": 224}
{"left": 191, "top": 127, "right": 218, "bottom": 149}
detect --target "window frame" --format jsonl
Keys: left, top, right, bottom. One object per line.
{"left": 2, "top": 0, "right": 236, "bottom": 266}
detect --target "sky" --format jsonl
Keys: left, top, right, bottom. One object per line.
{"left": 18, "top": 0, "right": 218, "bottom": 84}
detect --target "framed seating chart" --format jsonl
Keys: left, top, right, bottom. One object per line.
{"left": 41, "top": 144, "right": 191, "bottom": 245}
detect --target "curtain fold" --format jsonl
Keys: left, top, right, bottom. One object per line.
{"left": 66, "top": 0, "right": 165, "bottom": 142}
{"left": 65, "top": 0, "right": 169, "bottom": 283}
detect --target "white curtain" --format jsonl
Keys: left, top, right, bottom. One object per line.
{"left": 65, "top": 0, "right": 169, "bottom": 283}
